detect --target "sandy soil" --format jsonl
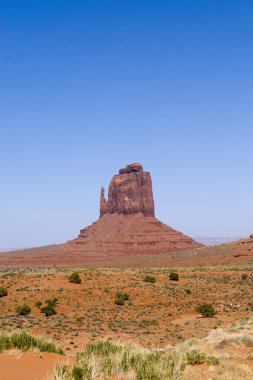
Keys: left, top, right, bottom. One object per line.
{"left": 1, "top": 264, "right": 253, "bottom": 379}
{"left": 0, "top": 237, "right": 252, "bottom": 269}
{"left": 0, "top": 350, "right": 68, "bottom": 380}
{"left": 1, "top": 266, "right": 253, "bottom": 351}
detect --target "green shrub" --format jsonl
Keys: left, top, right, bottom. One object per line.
{"left": 169, "top": 272, "right": 179, "bottom": 281}
{"left": 0, "top": 331, "right": 63, "bottom": 354}
{"left": 144, "top": 276, "right": 156, "bottom": 283}
{"left": 45, "top": 298, "right": 58, "bottom": 306}
{"left": 115, "top": 292, "right": 129, "bottom": 301}
{"left": 115, "top": 297, "right": 125, "bottom": 306}
{"left": 72, "top": 365, "right": 92, "bottom": 380}
{"left": 35, "top": 301, "right": 42, "bottom": 307}
{"left": 185, "top": 289, "right": 191, "bottom": 294}
{"left": 16, "top": 304, "right": 31, "bottom": 316}
{"left": 196, "top": 303, "right": 216, "bottom": 318}
{"left": 41, "top": 304, "right": 56, "bottom": 317}
{"left": 241, "top": 273, "right": 248, "bottom": 280}
{"left": 69, "top": 272, "right": 81, "bottom": 284}
{"left": 40, "top": 297, "right": 58, "bottom": 317}
{"left": 187, "top": 349, "right": 219, "bottom": 366}
{"left": 187, "top": 349, "right": 206, "bottom": 365}
{"left": 0, "top": 287, "right": 8, "bottom": 298}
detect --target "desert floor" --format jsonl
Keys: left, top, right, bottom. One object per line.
{"left": 1, "top": 265, "right": 253, "bottom": 379}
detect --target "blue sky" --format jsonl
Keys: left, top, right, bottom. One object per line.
{"left": 1, "top": 0, "right": 253, "bottom": 248}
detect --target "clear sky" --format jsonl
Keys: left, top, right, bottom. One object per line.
{"left": 1, "top": 0, "right": 253, "bottom": 248}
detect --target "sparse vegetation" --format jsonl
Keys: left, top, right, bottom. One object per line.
{"left": 41, "top": 303, "right": 56, "bottom": 317}
{"left": 0, "top": 331, "right": 63, "bottom": 354}
{"left": 15, "top": 304, "right": 31, "bottom": 316}
{"left": 115, "top": 291, "right": 129, "bottom": 300}
{"left": 196, "top": 303, "right": 216, "bottom": 318}
{"left": 169, "top": 272, "right": 179, "bottom": 281}
{"left": 0, "top": 287, "right": 8, "bottom": 298}
{"left": 68, "top": 272, "right": 81, "bottom": 284}
{"left": 48, "top": 340, "right": 222, "bottom": 380}
{"left": 114, "top": 297, "right": 125, "bottom": 306}
{"left": 46, "top": 298, "right": 58, "bottom": 306}
{"left": 114, "top": 291, "right": 130, "bottom": 306}
{"left": 186, "top": 349, "right": 207, "bottom": 365}
{"left": 144, "top": 275, "right": 156, "bottom": 283}
{"left": 241, "top": 273, "right": 248, "bottom": 280}
{"left": 40, "top": 298, "right": 58, "bottom": 316}
{"left": 54, "top": 341, "right": 187, "bottom": 379}
{"left": 1, "top": 267, "right": 253, "bottom": 379}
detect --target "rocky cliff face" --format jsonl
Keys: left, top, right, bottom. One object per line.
{"left": 67, "top": 163, "right": 203, "bottom": 255}
{"left": 100, "top": 163, "right": 154, "bottom": 217}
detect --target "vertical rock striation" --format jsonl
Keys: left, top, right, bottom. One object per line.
{"left": 100, "top": 163, "right": 154, "bottom": 217}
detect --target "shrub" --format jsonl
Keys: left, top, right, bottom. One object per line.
{"left": 72, "top": 365, "right": 92, "bottom": 380}
{"left": 41, "top": 304, "right": 56, "bottom": 317}
{"left": 196, "top": 303, "right": 216, "bottom": 318}
{"left": 35, "top": 301, "right": 42, "bottom": 308}
{"left": 0, "top": 287, "right": 8, "bottom": 298}
{"left": 40, "top": 298, "right": 58, "bottom": 317}
{"left": 185, "top": 289, "right": 191, "bottom": 294}
{"left": 115, "top": 292, "right": 129, "bottom": 301}
{"left": 187, "top": 349, "right": 219, "bottom": 366}
{"left": 241, "top": 273, "right": 248, "bottom": 280}
{"left": 69, "top": 272, "right": 81, "bottom": 284}
{"left": 45, "top": 298, "right": 58, "bottom": 306}
{"left": 115, "top": 297, "right": 125, "bottom": 306}
{"left": 144, "top": 275, "right": 156, "bottom": 283}
{"left": 16, "top": 304, "right": 31, "bottom": 316}
{"left": 187, "top": 349, "right": 206, "bottom": 365}
{"left": 169, "top": 272, "right": 179, "bottom": 281}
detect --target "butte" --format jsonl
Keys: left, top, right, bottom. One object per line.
{"left": 65, "top": 163, "right": 202, "bottom": 255}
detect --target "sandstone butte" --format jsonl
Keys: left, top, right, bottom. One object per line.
{"left": 65, "top": 163, "right": 202, "bottom": 254}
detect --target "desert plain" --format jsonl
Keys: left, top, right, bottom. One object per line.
{"left": 1, "top": 239, "right": 253, "bottom": 380}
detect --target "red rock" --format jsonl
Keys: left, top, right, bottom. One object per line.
{"left": 67, "top": 163, "right": 202, "bottom": 254}
{"left": 99, "top": 187, "right": 108, "bottom": 217}
{"left": 100, "top": 163, "right": 154, "bottom": 217}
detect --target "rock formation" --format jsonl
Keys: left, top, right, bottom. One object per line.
{"left": 67, "top": 163, "right": 202, "bottom": 254}
{"left": 99, "top": 163, "right": 154, "bottom": 217}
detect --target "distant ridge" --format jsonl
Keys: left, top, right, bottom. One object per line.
{"left": 0, "top": 247, "right": 31, "bottom": 252}
{"left": 195, "top": 237, "right": 245, "bottom": 246}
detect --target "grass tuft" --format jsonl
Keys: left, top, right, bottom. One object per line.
{"left": 0, "top": 331, "right": 64, "bottom": 354}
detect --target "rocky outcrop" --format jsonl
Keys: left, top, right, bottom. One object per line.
{"left": 100, "top": 163, "right": 154, "bottom": 217}
{"left": 70, "top": 213, "right": 202, "bottom": 254}
{"left": 99, "top": 187, "right": 108, "bottom": 217}
{"left": 67, "top": 163, "right": 202, "bottom": 255}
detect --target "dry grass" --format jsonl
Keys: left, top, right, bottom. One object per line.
{"left": 2, "top": 266, "right": 253, "bottom": 378}
{"left": 45, "top": 318, "right": 253, "bottom": 379}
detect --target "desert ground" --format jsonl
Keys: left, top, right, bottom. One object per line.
{"left": 1, "top": 244, "right": 253, "bottom": 379}
{"left": 0, "top": 236, "right": 253, "bottom": 269}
